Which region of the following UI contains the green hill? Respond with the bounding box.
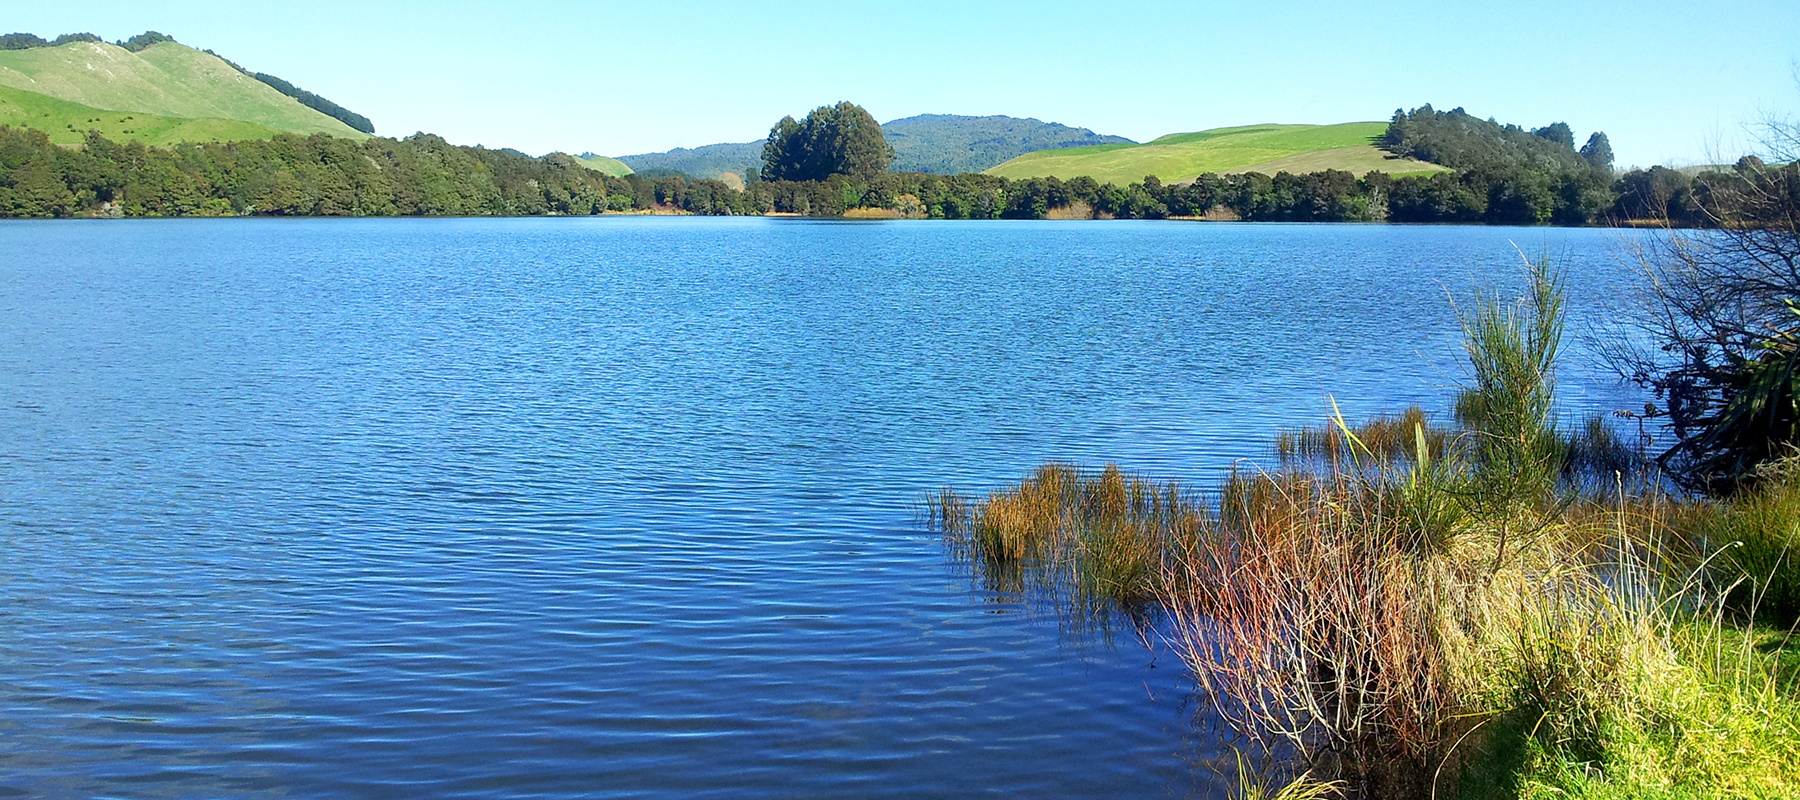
[0,84,282,146]
[0,39,365,139]
[984,122,1446,184]
[570,152,633,176]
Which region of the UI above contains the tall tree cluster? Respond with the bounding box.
[1379,105,1617,224]
[761,102,892,182]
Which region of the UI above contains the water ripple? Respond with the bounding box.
[0,217,1651,798]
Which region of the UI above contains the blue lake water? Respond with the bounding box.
[0,218,1653,798]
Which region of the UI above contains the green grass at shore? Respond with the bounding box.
[0,85,283,146]
[984,122,1446,184]
[0,40,365,139]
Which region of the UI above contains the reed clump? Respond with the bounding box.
[1275,407,1454,467]
[927,255,1800,798]
[930,462,1205,620]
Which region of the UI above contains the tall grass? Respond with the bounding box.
[929,462,1204,626]
[1678,456,1800,628]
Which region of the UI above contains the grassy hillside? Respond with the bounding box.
[570,152,633,176]
[0,84,282,145]
[883,114,1132,174]
[0,40,365,139]
[985,122,1445,184]
[1221,144,1446,176]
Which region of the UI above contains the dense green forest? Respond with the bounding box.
[0,127,637,217]
[1375,105,1617,223]
[762,102,892,182]
[0,32,104,49]
[0,102,1774,225]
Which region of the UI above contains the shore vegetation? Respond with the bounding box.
[929,257,1800,799]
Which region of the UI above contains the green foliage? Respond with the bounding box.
[0,32,103,50]
[1380,105,1618,224]
[1534,122,1576,149]
[1581,132,1614,172]
[0,126,1620,224]
[1612,165,1701,220]
[1383,105,1589,173]
[120,31,175,52]
[1683,461,1800,627]
[1611,151,1800,491]
[0,126,655,218]
[1491,622,1800,800]
[1682,332,1800,491]
[762,101,893,182]
[1460,256,1566,507]
[0,33,50,50]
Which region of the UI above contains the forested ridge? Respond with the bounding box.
[0,104,1775,225]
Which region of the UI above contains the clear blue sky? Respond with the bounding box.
[9,1,1796,167]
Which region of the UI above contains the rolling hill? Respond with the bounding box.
[984,122,1446,184]
[613,114,1136,180]
[0,38,366,140]
[570,152,633,176]
[0,84,283,146]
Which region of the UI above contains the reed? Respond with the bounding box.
[1676,456,1800,628]
[928,462,1205,622]
[1275,407,1454,467]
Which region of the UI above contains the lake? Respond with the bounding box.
[0,218,1652,798]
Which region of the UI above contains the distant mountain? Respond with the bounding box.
[884,114,1132,174]
[0,35,366,142]
[611,114,1134,179]
[617,141,762,181]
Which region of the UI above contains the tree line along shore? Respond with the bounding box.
[0,103,1776,226]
